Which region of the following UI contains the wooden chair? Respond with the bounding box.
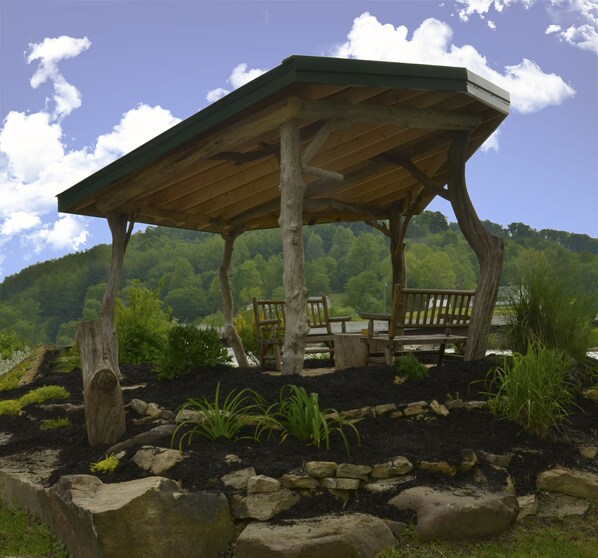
[361,284,475,366]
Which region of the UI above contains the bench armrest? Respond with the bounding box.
[359,313,391,337]
[328,315,352,333]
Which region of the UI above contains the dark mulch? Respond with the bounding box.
[1,349,596,523]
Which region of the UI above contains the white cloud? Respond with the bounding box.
[334,13,575,115]
[0,36,181,268]
[206,63,267,103]
[26,36,91,119]
[488,19,497,29]
[456,0,598,54]
[480,129,501,152]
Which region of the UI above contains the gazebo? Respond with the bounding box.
[58,55,509,387]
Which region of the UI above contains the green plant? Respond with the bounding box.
[267,385,360,455]
[40,417,71,430]
[172,383,265,447]
[485,344,576,437]
[0,354,31,392]
[90,454,120,474]
[506,253,596,360]
[158,324,231,380]
[0,399,22,416]
[54,346,80,373]
[0,329,25,360]
[233,309,260,365]
[115,281,172,365]
[394,353,429,381]
[18,385,69,407]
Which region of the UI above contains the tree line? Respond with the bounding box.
[0,211,596,346]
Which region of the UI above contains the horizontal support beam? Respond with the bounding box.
[296,98,483,131]
[116,205,218,230]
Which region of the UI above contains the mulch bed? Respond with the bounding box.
[1,349,596,523]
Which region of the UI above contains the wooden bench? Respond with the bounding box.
[360,285,475,366]
[252,296,351,370]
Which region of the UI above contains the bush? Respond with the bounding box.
[158,324,231,380]
[233,309,259,365]
[505,253,596,360]
[394,353,429,381]
[115,281,171,365]
[0,329,24,360]
[485,344,576,437]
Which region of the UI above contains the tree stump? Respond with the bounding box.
[76,319,126,446]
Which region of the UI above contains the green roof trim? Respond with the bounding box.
[57,55,510,213]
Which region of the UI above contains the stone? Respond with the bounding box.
[130,398,148,416]
[247,475,280,493]
[445,398,464,410]
[370,456,413,479]
[417,460,457,476]
[579,445,598,460]
[43,475,234,558]
[106,424,176,456]
[383,519,408,537]
[458,450,478,473]
[235,513,395,558]
[408,400,428,408]
[536,492,591,518]
[145,402,163,419]
[231,488,299,520]
[582,388,598,400]
[364,476,416,494]
[341,407,372,420]
[279,473,318,490]
[516,494,538,521]
[132,416,156,426]
[389,410,404,419]
[403,405,428,417]
[221,467,256,490]
[479,451,513,467]
[389,486,519,540]
[160,409,175,421]
[39,403,85,414]
[537,467,598,500]
[224,453,242,465]
[320,477,361,490]
[132,446,183,475]
[336,463,372,481]
[374,403,397,416]
[463,400,487,410]
[305,461,337,478]
[176,409,204,423]
[429,400,449,416]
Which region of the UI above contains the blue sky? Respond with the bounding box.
[0,0,596,279]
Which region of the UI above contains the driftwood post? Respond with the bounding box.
[447,132,504,359]
[279,120,309,375]
[75,213,134,445]
[218,230,250,367]
[388,205,412,288]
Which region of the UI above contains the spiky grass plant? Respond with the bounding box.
[485,343,576,437]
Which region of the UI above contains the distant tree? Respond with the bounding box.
[343,271,384,313]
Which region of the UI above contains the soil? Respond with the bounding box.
[1,350,597,524]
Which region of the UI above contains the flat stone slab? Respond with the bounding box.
[235,513,394,558]
[537,467,598,500]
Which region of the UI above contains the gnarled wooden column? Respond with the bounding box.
[389,205,412,289]
[218,230,250,368]
[447,132,504,360]
[279,120,309,375]
[75,213,133,445]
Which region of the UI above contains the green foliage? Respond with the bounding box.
[0,329,24,359]
[172,383,265,447]
[267,385,360,455]
[394,354,429,381]
[90,454,120,474]
[0,351,32,391]
[233,310,260,365]
[485,344,576,437]
[0,400,22,416]
[158,324,231,380]
[18,385,69,407]
[40,417,71,430]
[505,253,596,360]
[115,281,172,364]
[54,346,80,373]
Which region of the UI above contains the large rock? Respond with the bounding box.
[231,488,299,520]
[42,475,233,558]
[537,467,598,500]
[389,486,519,540]
[132,446,182,475]
[235,513,394,558]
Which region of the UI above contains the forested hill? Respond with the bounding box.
[1,211,596,346]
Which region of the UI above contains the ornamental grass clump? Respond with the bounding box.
[172,383,265,448]
[267,385,360,455]
[485,343,576,438]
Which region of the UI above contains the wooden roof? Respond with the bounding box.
[57,56,510,234]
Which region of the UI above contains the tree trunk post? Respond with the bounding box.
[218,230,250,368]
[279,120,309,375]
[389,205,412,289]
[447,132,504,360]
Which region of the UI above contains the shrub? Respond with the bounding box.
[233,310,260,365]
[485,344,576,437]
[505,253,596,360]
[172,383,264,447]
[0,329,24,360]
[40,418,70,430]
[115,281,171,365]
[158,324,231,380]
[18,385,69,407]
[266,385,360,455]
[394,353,429,381]
[90,455,120,474]
[0,400,22,416]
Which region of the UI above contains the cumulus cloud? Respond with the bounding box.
[456,0,598,54]
[480,129,501,152]
[0,36,181,271]
[333,13,575,115]
[206,63,267,103]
